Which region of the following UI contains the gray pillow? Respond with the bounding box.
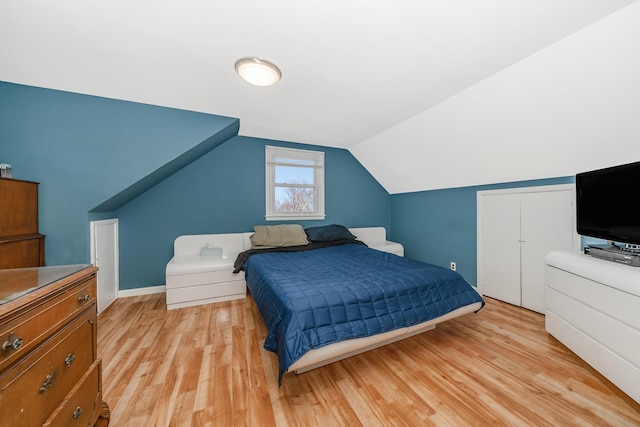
[250,224,309,248]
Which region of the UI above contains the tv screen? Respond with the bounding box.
[576,161,640,245]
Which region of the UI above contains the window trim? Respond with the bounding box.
[265,145,325,221]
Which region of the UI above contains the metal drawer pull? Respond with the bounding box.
[64,353,76,367]
[39,374,54,393]
[78,294,91,303]
[72,406,83,419]
[2,337,24,351]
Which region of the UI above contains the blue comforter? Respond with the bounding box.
[242,243,484,382]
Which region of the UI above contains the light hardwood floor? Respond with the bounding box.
[97,293,640,426]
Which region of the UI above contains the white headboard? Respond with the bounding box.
[173,233,246,258]
[348,227,387,244]
[172,227,389,258]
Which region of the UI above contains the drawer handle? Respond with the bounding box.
[72,406,83,419]
[2,337,24,351]
[78,294,91,303]
[64,353,76,367]
[39,374,54,393]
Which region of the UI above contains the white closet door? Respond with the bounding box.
[520,190,574,313]
[480,193,521,306]
[91,219,119,313]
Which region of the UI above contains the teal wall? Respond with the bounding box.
[0,82,237,266]
[116,136,390,290]
[1,82,390,290]
[389,176,575,286]
[2,81,583,292]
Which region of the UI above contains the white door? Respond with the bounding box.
[91,219,118,313]
[520,190,574,313]
[478,184,577,314]
[479,193,522,306]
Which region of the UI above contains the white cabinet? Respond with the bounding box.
[477,184,577,313]
[165,234,247,310]
[165,257,246,310]
[545,251,640,403]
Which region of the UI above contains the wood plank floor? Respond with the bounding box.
[97,294,640,426]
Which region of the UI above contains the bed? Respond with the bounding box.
[235,225,485,383]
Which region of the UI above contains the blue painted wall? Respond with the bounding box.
[0,82,238,266]
[116,136,391,290]
[389,176,575,286]
[2,81,582,293]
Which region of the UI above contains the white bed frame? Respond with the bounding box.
[288,303,482,373]
[166,227,482,374]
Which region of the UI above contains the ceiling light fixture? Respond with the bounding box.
[234,57,282,87]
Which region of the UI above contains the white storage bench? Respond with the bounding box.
[165,227,403,310]
[165,233,249,310]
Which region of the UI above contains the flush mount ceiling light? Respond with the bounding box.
[234,57,282,87]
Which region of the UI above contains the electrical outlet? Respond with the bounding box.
[450,262,456,271]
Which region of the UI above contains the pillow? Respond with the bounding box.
[304,224,357,242]
[250,224,309,248]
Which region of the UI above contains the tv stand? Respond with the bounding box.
[584,244,640,267]
[545,251,640,403]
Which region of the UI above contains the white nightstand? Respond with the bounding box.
[165,233,248,310]
[165,254,246,310]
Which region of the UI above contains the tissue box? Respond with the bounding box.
[200,246,223,258]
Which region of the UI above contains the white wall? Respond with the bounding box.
[351,2,640,194]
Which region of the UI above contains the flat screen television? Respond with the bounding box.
[576,160,640,245]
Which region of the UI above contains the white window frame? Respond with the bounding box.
[265,145,325,221]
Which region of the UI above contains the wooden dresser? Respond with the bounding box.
[0,177,45,269]
[0,264,109,426]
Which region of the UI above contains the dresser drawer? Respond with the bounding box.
[166,268,243,289]
[0,275,96,372]
[0,308,96,427]
[43,359,102,427]
[0,235,45,269]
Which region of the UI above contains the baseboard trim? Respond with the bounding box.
[118,285,166,298]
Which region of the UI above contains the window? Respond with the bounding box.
[265,145,325,221]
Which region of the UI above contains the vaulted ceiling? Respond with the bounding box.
[2,1,639,193]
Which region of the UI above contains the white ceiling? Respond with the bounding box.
[1,1,636,151]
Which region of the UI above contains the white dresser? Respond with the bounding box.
[545,251,640,403]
